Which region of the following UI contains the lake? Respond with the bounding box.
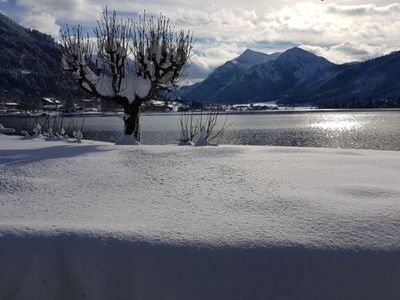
[1,110,399,151]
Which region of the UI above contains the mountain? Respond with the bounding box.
[183,47,400,107]
[185,47,334,103]
[233,49,280,65]
[0,12,85,106]
[185,49,281,103]
[284,51,400,107]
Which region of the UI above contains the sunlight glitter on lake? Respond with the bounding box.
[1,111,399,150]
[310,115,365,131]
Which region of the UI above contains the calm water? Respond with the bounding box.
[1,110,400,151]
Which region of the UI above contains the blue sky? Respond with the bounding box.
[1,0,400,82]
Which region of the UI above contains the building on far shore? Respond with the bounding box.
[0,102,20,112]
[42,97,63,111]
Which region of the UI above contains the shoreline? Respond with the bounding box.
[1,107,400,118]
[1,134,400,153]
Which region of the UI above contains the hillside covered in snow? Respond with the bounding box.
[1,134,400,299]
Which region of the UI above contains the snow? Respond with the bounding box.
[233,49,280,66]
[194,126,216,146]
[62,52,152,103]
[94,73,114,98]
[119,71,152,103]
[85,67,152,104]
[0,123,15,133]
[115,134,140,145]
[277,47,333,82]
[1,135,400,299]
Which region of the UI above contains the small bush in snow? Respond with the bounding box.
[178,109,231,146]
[178,112,199,145]
[73,130,83,142]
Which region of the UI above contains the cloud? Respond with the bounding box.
[153,2,400,77]
[259,2,400,63]
[20,12,60,37]
[167,1,400,78]
[4,0,400,80]
[16,0,102,22]
[188,43,240,81]
[326,3,400,16]
[181,2,400,62]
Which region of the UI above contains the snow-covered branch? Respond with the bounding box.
[60,25,98,95]
[132,13,193,93]
[61,9,192,106]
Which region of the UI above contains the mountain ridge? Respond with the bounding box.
[182,47,400,107]
[233,49,281,66]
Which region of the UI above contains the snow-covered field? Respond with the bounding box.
[1,134,400,299]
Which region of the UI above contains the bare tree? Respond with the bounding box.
[178,111,199,145]
[60,8,193,143]
[201,109,230,143]
[178,108,231,146]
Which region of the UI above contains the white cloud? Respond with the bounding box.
[188,43,240,81]
[16,0,102,22]
[258,2,400,63]
[326,3,400,16]
[6,0,400,79]
[20,12,60,37]
[168,1,400,74]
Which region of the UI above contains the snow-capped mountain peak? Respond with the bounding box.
[233,49,280,66]
[277,47,332,66]
[275,47,334,82]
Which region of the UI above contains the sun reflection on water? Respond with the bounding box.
[310,114,365,132]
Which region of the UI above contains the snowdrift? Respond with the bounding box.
[2,230,400,300]
[1,135,400,299]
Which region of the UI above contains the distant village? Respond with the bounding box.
[0,94,283,116]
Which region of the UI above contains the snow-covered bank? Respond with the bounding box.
[2,232,400,300]
[1,135,400,299]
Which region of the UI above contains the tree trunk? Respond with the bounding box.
[124,103,141,141]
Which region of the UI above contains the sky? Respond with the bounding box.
[1,0,400,82]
